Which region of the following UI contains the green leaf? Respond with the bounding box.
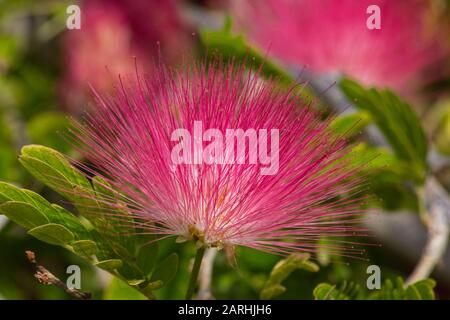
[28,223,75,246]
[117,261,143,280]
[434,100,450,155]
[349,143,418,178]
[200,18,294,85]
[314,281,363,300]
[315,277,436,300]
[92,176,118,201]
[72,240,98,257]
[136,242,159,277]
[150,253,178,288]
[345,143,421,210]
[268,254,319,284]
[91,176,137,256]
[0,182,90,239]
[340,78,428,182]
[405,279,436,300]
[145,280,164,291]
[260,253,319,300]
[94,259,123,271]
[48,204,91,239]
[19,145,91,201]
[0,182,55,211]
[330,111,372,139]
[127,279,146,286]
[260,284,286,300]
[369,277,436,300]
[0,201,49,229]
[70,177,139,270]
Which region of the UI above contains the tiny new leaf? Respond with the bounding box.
[28,223,75,246]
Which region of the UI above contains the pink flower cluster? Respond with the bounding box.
[72,61,366,257]
[61,0,192,113]
[232,0,447,95]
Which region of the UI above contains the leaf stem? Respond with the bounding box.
[185,246,206,300]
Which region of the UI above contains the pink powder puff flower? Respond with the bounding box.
[61,0,192,114]
[231,0,447,96]
[71,61,367,258]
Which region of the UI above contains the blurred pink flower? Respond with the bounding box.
[72,62,366,257]
[61,0,192,113]
[232,0,447,95]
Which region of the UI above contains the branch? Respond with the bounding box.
[406,177,450,285]
[197,248,217,300]
[25,250,91,300]
[294,69,450,173]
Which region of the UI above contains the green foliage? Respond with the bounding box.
[260,253,319,300]
[313,281,365,300]
[350,143,409,175]
[0,145,179,299]
[313,277,436,300]
[330,141,419,210]
[0,201,49,229]
[150,253,179,287]
[368,278,436,300]
[137,241,159,277]
[94,259,123,271]
[200,18,294,85]
[28,223,74,246]
[72,240,98,257]
[19,145,91,201]
[330,111,372,139]
[340,79,428,183]
[0,182,89,238]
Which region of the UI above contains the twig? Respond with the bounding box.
[25,250,91,300]
[406,177,450,285]
[197,248,217,300]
